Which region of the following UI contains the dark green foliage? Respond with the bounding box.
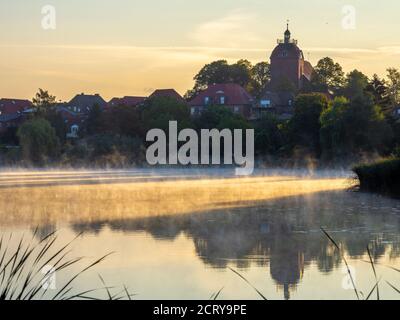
[17,118,60,164]
[254,114,284,156]
[87,134,145,166]
[102,105,142,137]
[353,159,400,197]
[185,59,270,100]
[43,109,67,144]
[86,104,105,135]
[310,57,345,94]
[343,69,369,100]
[366,74,391,110]
[194,105,251,131]
[249,62,271,99]
[289,93,329,156]
[320,96,393,158]
[141,96,192,134]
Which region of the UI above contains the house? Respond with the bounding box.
[0,98,32,115]
[0,113,24,133]
[149,89,186,103]
[0,98,32,133]
[106,96,146,110]
[58,93,106,138]
[254,91,296,120]
[189,83,254,119]
[65,93,107,114]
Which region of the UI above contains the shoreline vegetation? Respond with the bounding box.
[353,158,400,198]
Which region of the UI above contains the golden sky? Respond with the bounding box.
[1,0,400,101]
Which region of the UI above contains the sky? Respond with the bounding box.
[1,0,400,101]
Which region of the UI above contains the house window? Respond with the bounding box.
[220,96,225,105]
[204,97,210,105]
[234,106,240,113]
[191,107,196,115]
[288,100,293,106]
[397,108,400,115]
[260,100,271,108]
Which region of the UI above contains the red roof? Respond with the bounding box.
[0,98,32,115]
[149,89,185,102]
[107,96,146,108]
[189,84,254,106]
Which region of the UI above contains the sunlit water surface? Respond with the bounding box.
[1,168,400,300]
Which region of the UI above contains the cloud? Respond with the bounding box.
[190,9,262,47]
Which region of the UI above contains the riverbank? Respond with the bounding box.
[353,158,400,197]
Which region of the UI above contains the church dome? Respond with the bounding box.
[271,42,303,60]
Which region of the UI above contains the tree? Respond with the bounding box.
[86,104,105,135]
[249,62,271,98]
[320,95,393,158]
[230,59,252,87]
[32,89,57,115]
[17,118,60,164]
[141,96,192,135]
[386,68,400,108]
[194,105,251,132]
[186,59,255,100]
[254,114,283,156]
[289,93,329,156]
[189,60,232,97]
[366,74,390,110]
[44,110,67,144]
[310,57,345,94]
[102,105,142,137]
[343,69,369,100]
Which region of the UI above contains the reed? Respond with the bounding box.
[0,230,133,300]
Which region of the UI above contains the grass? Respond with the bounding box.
[322,227,400,300]
[0,230,134,300]
[353,158,400,197]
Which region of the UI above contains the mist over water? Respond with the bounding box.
[1,168,399,300]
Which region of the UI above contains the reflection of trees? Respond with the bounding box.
[32,224,57,239]
[68,191,400,299]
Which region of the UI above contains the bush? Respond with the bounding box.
[353,158,400,197]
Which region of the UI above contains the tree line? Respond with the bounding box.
[0,57,399,167]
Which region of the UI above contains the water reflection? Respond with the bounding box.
[1,171,400,299]
[62,191,400,299]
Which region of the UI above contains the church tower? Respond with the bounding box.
[270,23,312,91]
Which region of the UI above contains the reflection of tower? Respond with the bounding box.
[270,249,304,300]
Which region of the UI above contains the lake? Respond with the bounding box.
[1,168,399,300]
